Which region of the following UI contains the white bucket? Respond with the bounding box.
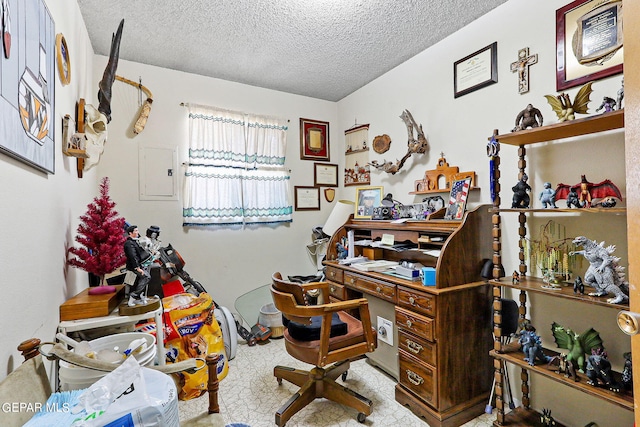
[259,303,284,338]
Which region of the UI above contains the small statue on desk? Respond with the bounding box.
[539,182,558,208]
[511,173,531,208]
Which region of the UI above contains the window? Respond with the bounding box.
[182,104,292,226]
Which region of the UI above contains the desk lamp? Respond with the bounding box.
[306,200,355,274]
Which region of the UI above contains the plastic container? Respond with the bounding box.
[259,303,284,338]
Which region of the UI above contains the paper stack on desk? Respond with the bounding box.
[351,260,398,272]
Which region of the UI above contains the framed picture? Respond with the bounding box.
[354,186,383,219]
[300,118,330,161]
[56,33,71,86]
[314,162,338,187]
[454,42,498,98]
[294,186,320,211]
[444,178,471,220]
[556,0,623,91]
[0,0,56,174]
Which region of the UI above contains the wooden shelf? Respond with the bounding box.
[493,207,625,214]
[490,109,624,146]
[490,276,628,310]
[493,407,567,427]
[345,148,369,155]
[491,350,633,411]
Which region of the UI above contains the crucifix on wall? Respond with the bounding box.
[510,47,538,94]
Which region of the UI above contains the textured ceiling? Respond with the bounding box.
[76,0,508,102]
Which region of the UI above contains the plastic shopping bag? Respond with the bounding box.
[162,292,229,400]
[70,357,179,427]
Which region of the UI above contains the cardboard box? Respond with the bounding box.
[421,267,436,286]
[59,285,125,321]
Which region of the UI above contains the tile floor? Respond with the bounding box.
[179,338,496,427]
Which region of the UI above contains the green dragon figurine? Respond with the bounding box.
[551,322,603,373]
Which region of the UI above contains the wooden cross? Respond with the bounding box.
[510,47,538,94]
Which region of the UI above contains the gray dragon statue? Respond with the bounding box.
[368,109,428,175]
[571,236,628,304]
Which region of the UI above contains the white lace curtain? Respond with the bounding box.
[183,104,291,226]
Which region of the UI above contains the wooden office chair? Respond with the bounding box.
[270,272,377,426]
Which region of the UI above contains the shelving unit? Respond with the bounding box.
[488,109,628,426]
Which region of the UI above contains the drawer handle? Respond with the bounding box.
[406,370,424,386]
[406,339,423,354]
[406,319,412,328]
[330,286,336,293]
[349,278,355,284]
[330,271,336,278]
[376,286,382,293]
[409,296,416,305]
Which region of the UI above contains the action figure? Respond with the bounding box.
[571,236,629,304]
[539,182,557,208]
[565,187,581,208]
[512,270,520,285]
[124,224,152,306]
[586,348,620,392]
[596,96,616,113]
[617,78,624,110]
[519,320,551,366]
[511,173,531,208]
[573,276,584,294]
[622,352,633,390]
[512,104,543,132]
[551,321,603,373]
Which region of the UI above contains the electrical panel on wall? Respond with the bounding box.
[138,146,178,201]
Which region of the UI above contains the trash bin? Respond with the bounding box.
[259,303,284,338]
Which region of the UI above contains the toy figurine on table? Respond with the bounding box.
[586,348,620,392]
[124,224,153,306]
[539,182,557,208]
[511,173,531,208]
[571,236,629,304]
[518,320,551,366]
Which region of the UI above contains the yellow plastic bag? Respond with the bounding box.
[162,292,229,400]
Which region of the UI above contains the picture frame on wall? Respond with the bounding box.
[444,178,471,220]
[354,186,383,219]
[0,0,56,174]
[300,118,330,161]
[313,162,338,187]
[556,0,623,91]
[453,42,498,98]
[294,186,321,211]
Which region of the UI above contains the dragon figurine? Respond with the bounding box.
[368,109,428,175]
[571,236,629,304]
[544,81,593,122]
[555,175,622,208]
[551,322,603,373]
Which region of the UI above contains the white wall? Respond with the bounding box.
[338,0,629,425]
[96,58,338,313]
[0,0,99,377]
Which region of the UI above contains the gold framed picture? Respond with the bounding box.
[56,33,71,86]
[354,186,383,219]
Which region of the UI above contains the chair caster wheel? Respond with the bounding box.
[342,371,348,381]
[357,412,366,423]
[277,377,283,385]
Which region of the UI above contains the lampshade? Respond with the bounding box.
[322,200,355,237]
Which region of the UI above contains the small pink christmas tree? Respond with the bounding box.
[68,177,126,292]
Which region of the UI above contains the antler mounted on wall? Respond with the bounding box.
[74,19,124,178]
[369,109,428,175]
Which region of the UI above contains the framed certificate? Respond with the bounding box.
[314,162,338,187]
[294,186,320,211]
[454,42,498,98]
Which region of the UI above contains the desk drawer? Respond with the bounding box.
[326,266,343,283]
[396,307,434,342]
[398,287,436,317]
[328,281,347,300]
[398,329,436,367]
[399,351,437,407]
[344,272,395,303]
